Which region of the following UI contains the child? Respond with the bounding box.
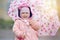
[13,6,38,40]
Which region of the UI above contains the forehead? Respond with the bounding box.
[21,7,29,11]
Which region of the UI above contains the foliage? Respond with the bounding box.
[0,19,14,29]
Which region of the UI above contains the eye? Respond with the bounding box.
[26,12,28,14]
[22,12,25,14]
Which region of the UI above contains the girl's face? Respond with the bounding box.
[20,7,30,19]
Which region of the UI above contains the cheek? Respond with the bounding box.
[24,14,29,17]
[27,13,30,16]
[28,14,30,17]
[20,13,23,17]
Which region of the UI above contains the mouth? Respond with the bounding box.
[23,16,28,18]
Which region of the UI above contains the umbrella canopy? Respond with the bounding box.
[8,0,60,36]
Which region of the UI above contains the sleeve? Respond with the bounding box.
[12,20,24,38]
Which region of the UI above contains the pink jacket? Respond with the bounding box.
[13,19,38,40]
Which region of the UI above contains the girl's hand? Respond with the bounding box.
[16,31,26,39]
[21,32,26,38]
[29,19,40,31]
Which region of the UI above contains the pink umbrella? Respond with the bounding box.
[8,0,60,36]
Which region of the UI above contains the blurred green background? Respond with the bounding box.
[0,0,14,29]
[0,0,15,40]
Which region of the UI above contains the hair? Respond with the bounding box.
[18,7,32,18]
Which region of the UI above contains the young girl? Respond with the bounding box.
[13,6,39,40]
